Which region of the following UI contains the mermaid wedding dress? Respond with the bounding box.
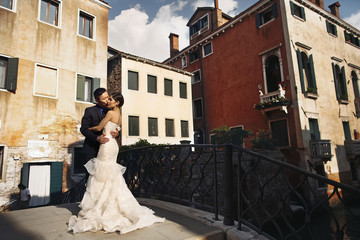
[68,121,164,234]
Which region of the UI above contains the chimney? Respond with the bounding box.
[214,0,219,9]
[329,2,341,18]
[169,33,179,57]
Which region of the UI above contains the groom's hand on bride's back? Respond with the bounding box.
[110,129,119,139]
[97,134,109,144]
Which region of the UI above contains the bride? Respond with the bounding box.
[68,92,165,234]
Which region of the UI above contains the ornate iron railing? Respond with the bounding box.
[48,176,87,205]
[50,144,360,239]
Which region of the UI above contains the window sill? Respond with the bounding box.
[257,18,275,28]
[345,41,360,49]
[305,92,318,99]
[77,34,95,42]
[292,15,306,22]
[339,99,349,105]
[327,33,338,38]
[38,20,61,29]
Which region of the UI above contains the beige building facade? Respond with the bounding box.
[108,48,194,145]
[0,0,110,206]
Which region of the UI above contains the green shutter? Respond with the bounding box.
[334,24,338,36]
[21,163,30,188]
[92,78,100,103]
[332,63,340,101]
[341,66,348,100]
[255,13,261,28]
[296,50,305,93]
[6,58,18,92]
[309,55,317,94]
[300,6,306,20]
[50,162,63,200]
[326,20,330,33]
[76,75,85,101]
[290,1,295,15]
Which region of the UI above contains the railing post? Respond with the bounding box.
[223,144,234,226]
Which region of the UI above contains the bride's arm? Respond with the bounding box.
[89,111,114,132]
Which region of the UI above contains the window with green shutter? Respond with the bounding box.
[326,20,337,36]
[50,162,63,201]
[290,1,306,21]
[332,63,348,102]
[147,75,157,93]
[255,3,278,28]
[296,50,317,95]
[76,74,100,103]
[309,118,320,140]
[0,56,18,93]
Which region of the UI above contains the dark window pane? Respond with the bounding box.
[203,43,212,56]
[0,0,12,9]
[189,51,199,62]
[79,12,93,38]
[343,122,351,141]
[129,116,139,136]
[181,120,189,138]
[270,120,289,146]
[147,75,157,93]
[0,57,7,89]
[128,71,139,90]
[266,55,281,92]
[309,118,320,140]
[40,0,48,22]
[164,78,172,96]
[179,82,187,99]
[148,118,158,136]
[166,119,175,137]
[194,99,203,118]
[192,70,201,83]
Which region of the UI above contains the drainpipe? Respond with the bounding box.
[199,46,209,143]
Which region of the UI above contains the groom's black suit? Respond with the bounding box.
[80,105,107,165]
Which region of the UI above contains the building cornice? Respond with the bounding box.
[90,0,111,10]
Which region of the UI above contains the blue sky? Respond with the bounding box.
[106,0,360,62]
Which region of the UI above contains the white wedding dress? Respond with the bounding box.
[68,121,165,234]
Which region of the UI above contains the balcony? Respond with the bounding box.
[310,140,332,162]
[255,84,288,114]
[345,140,360,159]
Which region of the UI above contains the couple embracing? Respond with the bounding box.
[68,88,164,234]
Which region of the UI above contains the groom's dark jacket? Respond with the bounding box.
[80,105,107,163]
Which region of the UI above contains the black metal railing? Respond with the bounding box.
[48,176,87,205]
[50,144,360,239]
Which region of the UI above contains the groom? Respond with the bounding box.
[80,88,115,173]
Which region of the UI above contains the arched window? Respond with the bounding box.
[265,55,281,93]
[332,63,348,101]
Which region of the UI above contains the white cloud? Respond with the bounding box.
[344,9,360,30]
[108,1,189,62]
[191,0,238,16]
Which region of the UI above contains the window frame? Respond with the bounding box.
[190,13,209,37]
[255,3,278,28]
[296,49,318,95]
[38,0,61,27]
[148,117,158,137]
[189,50,199,63]
[192,70,201,84]
[128,70,139,91]
[179,82,187,99]
[164,78,173,96]
[202,42,213,58]
[0,54,18,93]
[332,63,348,103]
[147,74,157,94]
[180,120,189,138]
[128,115,140,136]
[0,0,16,11]
[326,20,337,37]
[181,56,187,68]
[33,63,59,99]
[269,118,290,147]
[75,73,100,103]
[290,1,306,21]
[193,98,203,119]
[165,118,175,137]
[78,9,96,40]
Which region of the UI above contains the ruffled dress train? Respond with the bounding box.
[68,121,164,234]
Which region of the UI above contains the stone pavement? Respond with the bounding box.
[0,198,267,240]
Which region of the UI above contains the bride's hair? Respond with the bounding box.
[112,92,124,107]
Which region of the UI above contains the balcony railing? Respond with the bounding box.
[345,140,360,158]
[310,140,332,160]
[255,84,288,113]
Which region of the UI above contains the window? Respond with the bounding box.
[79,10,94,39]
[190,14,208,36]
[0,146,4,179]
[192,70,201,84]
[326,20,337,36]
[343,122,351,141]
[296,50,317,94]
[309,118,320,140]
[128,71,138,90]
[73,147,86,174]
[0,56,18,92]
[203,42,213,57]
[189,50,199,63]
[332,63,348,102]
[265,55,282,93]
[270,119,289,147]
[148,117,158,136]
[40,0,60,26]
[179,82,187,99]
[34,64,58,98]
[147,75,157,93]
[182,56,187,68]
[181,120,189,138]
[76,74,100,103]
[164,78,172,96]
[165,119,175,137]
[352,71,360,117]
[193,99,203,118]
[0,0,14,10]
[290,1,306,20]
[344,31,360,47]
[255,3,278,28]
[129,116,139,136]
